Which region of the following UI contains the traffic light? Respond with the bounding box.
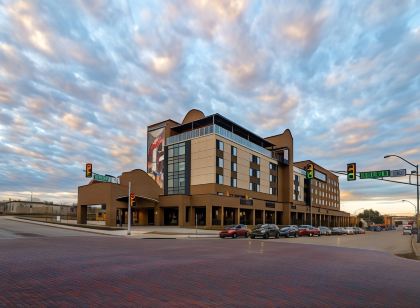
[306,163,314,179]
[85,163,92,178]
[130,192,135,207]
[347,163,356,181]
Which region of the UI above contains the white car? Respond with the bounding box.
[402,225,412,235]
[343,227,355,235]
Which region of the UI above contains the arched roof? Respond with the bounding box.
[182,109,205,124]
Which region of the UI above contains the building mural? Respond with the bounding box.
[147,127,165,188]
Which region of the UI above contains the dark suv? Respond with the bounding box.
[250,224,280,239]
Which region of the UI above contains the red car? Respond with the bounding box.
[298,225,320,237]
[219,224,249,238]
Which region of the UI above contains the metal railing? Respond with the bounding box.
[167,124,273,158]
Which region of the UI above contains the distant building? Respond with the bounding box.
[0,200,76,216]
[383,215,415,227]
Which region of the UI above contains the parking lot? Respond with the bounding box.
[221,229,412,255]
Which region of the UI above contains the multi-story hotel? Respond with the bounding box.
[77,109,350,228]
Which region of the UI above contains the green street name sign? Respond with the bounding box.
[360,170,390,179]
[93,173,117,183]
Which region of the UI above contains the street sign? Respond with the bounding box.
[93,173,117,183]
[360,170,391,179]
[390,169,406,177]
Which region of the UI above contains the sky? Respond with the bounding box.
[0,0,419,215]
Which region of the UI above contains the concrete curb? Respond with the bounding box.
[411,235,420,257]
[6,217,220,239]
[6,217,125,236]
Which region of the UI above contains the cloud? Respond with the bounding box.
[0,0,418,210]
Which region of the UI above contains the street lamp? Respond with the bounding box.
[385,155,419,242]
[402,199,416,214]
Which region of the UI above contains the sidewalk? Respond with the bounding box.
[411,235,420,258]
[7,217,219,239]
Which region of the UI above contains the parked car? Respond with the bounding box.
[403,225,412,235]
[343,227,355,235]
[354,227,365,234]
[279,226,299,238]
[219,224,249,238]
[319,226,332,236]
[277,224,298,230]
[331,227,345,235]
[298,225,320,237]
[250,224,280,239]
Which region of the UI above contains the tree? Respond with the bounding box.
[357,209,384,224]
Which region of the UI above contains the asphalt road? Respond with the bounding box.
[0,217,97,239]
[1,219,420,307]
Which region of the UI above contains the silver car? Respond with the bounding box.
[343,227,355,235]
[319,226,332,236]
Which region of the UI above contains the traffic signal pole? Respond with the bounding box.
[416,164,419,243]
[309,179,312,226]
[128,181,131,236]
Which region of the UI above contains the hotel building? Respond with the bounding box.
[77,109,349,228]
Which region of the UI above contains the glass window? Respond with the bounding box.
[217,157,224,168]
[256,170,260,178]
[216,140,224,151]
[249,182,253,190]
[168,148,173,157]
[231,162,237,172]
[168,179,173,188]
[216,174,224,184]
[179,162,185,171]
[179,145,185,155]
[249,168,253,176]
[168,164,173,173]
[231,146,237,156]
[231,178,237,187]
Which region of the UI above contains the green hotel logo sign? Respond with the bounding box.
[360,170,390,179]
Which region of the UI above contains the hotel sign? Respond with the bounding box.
[240,198,253,206]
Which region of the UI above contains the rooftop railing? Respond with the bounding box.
[166,124,273,158]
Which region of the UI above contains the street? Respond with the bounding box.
[0,218,419,307]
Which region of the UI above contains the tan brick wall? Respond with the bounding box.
[191,134,216,186]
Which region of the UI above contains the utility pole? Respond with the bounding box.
[384,155,419,243]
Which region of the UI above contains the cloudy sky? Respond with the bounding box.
[0,0,419,214]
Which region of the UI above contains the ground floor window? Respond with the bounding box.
[194,207,206,226]
[265,211,275,224]
[224,208,236,225]
[164,208,179,226]
[240,209,252,225]
[255,210,263,225]
[212,207,221,225]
